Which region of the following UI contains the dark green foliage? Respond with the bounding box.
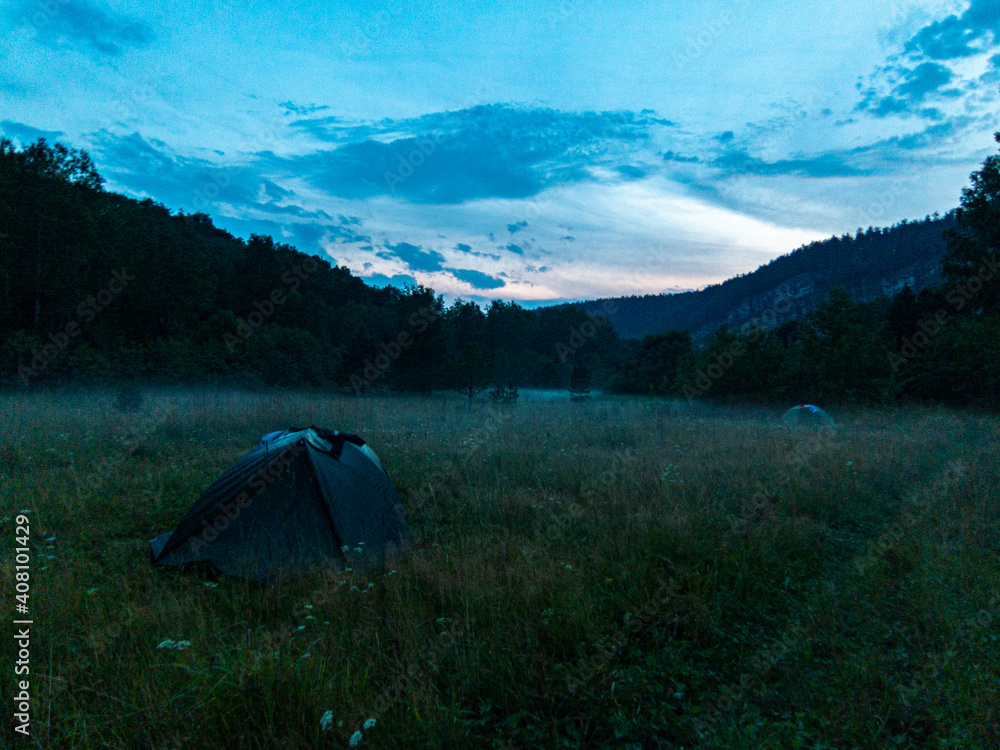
[606,329,693,394]
[886,284,920,341]
[943,131,1000,314]
[568,357,591,398]
[452,344,492,404]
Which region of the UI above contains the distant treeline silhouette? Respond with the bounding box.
[1,136,997,407]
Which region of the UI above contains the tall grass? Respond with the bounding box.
[1,390,997,748]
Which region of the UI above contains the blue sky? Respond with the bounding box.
[3,0,999,304]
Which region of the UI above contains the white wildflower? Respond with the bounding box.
[363,718,376,729]
[319,710,334,731]
[157,639,191,650]
[349,730,364,746]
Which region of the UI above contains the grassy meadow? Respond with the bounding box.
[1,389,998,749]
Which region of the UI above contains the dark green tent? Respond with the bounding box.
[150,428,407,579]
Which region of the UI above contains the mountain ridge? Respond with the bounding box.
[558,213,956,343]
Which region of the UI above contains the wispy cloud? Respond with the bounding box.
[380,242,447,273]
[855,1,1000,121]
[712,150,864,178]
[86,130,367,254]
[266,105,673,204]
[904,0,1000,60]
[895,62,957,100]
[12,0,155,57]
[982,51,1000,81]
[447,267,506,290]
[856,60,960,119]
[1,119,64,144]
[279,101,330,116]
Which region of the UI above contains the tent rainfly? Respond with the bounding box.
[780,404,835,427]
[150,427,407,579]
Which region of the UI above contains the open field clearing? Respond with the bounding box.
[2,390,998,749]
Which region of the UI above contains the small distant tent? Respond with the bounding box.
[780,404,835,427]
[150,428,407,579]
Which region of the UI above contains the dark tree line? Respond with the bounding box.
[0,138,622,393]
[1,135,996,408]
[606,135,1000,409]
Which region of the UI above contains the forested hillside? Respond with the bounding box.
[0,138,622,392]
[568,213,955,343]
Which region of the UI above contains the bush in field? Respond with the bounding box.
[488,383,519,405]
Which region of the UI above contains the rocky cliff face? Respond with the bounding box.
[687,256,944,345]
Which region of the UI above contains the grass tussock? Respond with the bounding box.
[1,389,998,749]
